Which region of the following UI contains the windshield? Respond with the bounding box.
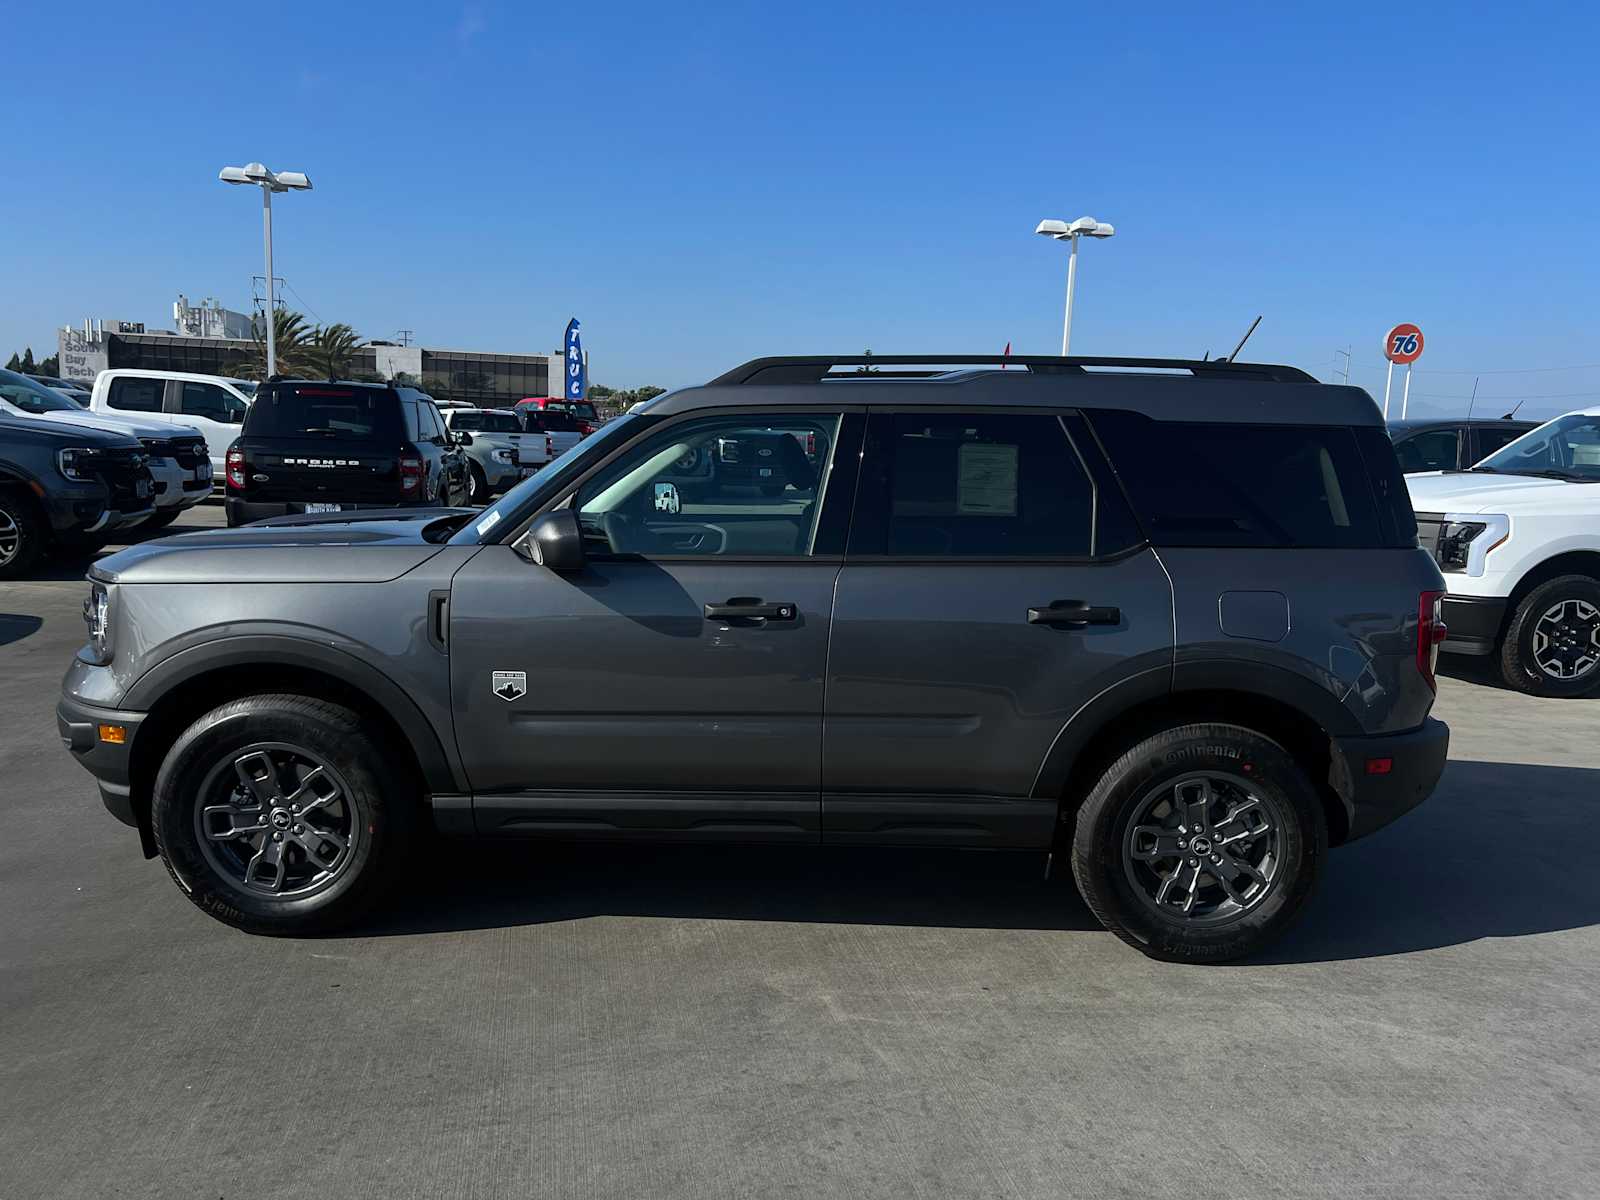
[452,412,650,545]
[246,384,403,440]
[0,367,80,413]
[233,380,258,399]
[1475,413,1600,481]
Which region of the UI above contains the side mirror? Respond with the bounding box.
[228,407,245,424]
[515,508,586,572]
[453,430,472,446]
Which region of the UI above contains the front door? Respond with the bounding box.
[822,408,1175,847]
[448,408,860,840]
[167,379,248,476]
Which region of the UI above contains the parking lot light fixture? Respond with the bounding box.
[1035,216,1115,356]
[219,163,313,379]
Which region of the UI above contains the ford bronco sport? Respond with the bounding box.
[57,356,1449,962]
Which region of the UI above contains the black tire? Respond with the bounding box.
[1498,574,1600,697]
[0,486,46,580]
[468,463,489,505]
[1069,723,1327,963]
[152,694,416,934]
[142,509,182,530]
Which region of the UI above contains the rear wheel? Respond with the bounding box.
[0,487,45,579]
[1499,574,1600,697]
[152,694,415,934]
[1070,724,1326,963]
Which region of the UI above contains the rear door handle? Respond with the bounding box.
[1028,600,1121,627]
[704,598,798,621]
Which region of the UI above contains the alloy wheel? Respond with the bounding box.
[0,506,19,566]
[1532,599,1600,681]
[194,743,359,899]
[1122,772,1285,925]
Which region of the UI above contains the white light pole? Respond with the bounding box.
[219,163,313,378]
[1035,216,1115,356]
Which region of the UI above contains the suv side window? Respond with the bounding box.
[422,402,448,443]
[1393,427,1460,472]
[850,411,1121,557]
[179,381,244,422]
[1091,411,1387,549]
[107,377,165,412]
[575,413,841,558]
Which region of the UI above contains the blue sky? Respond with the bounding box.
[4,1,1597,415]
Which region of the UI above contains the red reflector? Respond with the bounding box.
[1365,757,1393,776]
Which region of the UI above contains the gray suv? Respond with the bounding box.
[57,356,1450,962]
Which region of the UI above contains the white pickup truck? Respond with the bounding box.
[87,369,253,479]
[1407,404,1600,697]
[439,408,553,503]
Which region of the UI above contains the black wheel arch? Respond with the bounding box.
[122,637,464,856]
[1032,660,1359,847]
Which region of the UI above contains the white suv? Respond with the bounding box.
[1407,405,1600,696]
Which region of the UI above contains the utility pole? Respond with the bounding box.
[1334,346,1352,384]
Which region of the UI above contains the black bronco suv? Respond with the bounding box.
[224,380,470,526]
[59,356,1449,962]
[0,413,155,578]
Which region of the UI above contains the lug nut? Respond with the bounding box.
[1177,840,1188,850]
[1188,857,1200,867]
[292,824,303,834]
[272,831,284,842]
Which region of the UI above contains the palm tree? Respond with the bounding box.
[244,309,314,377]
[308,323,365,380]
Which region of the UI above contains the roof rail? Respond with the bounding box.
[706,355,1318,387]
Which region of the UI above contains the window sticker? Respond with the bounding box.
[957,443,1019,515]
[475,510,502,537]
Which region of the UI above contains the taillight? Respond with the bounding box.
[399,456,424,492]
[1418,590,1447,692]
[226,448,245,489]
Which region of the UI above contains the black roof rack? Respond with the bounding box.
[707,355,1318,387]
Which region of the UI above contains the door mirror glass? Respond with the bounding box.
[516,508,586,572]
[653,481,681,514]
[454,430,472,446]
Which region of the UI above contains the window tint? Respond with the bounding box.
[1090,411,1388,549]
[1473,425,1528,458]
[179,381,243,421]
[448,411,483,431]
[419,403,444,441]
[107,376,165,412]
[850,412,1099,557]
[575,413,840,558]
[245,385,402,440]
[1392,427,1460,472]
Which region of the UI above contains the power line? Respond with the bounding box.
[281,280,323,325]
[1351,359,1600,376]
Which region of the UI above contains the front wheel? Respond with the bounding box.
[0,488,45,579]
[152,694,415,934]
[1498,575,1600,697]
[1070,724,1326,963]
[467,463,489,505]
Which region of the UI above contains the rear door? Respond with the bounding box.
[448,407,860,840]
[243,384,404,505]
[822,408,1174,847]
[167,379,249,475]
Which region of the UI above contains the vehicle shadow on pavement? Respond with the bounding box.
[366,758,1600,960]
[1265,758,1600,963]
[0,614,44,646]
[369,841,1102,937]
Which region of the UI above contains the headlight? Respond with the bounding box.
[82,582,114,664]
[1438,512,1509,575]
[57,447,101,481]
[492,448,514,463]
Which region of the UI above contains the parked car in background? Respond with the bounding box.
[515,395,602,436]
[28,375,93,406]
[0,368,210,528]
[88,369,254,478]
[1408,406,1600,697]
[224,380,470,526]
[1387,416,1538,473]
[515,405,584,459]
[0,412,154,577]
[440,407,552,503]
[59,353,1448,965]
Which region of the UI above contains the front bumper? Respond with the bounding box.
[1440,595,1507,656]
[1330,717,1450,843]
[56,692,152,853]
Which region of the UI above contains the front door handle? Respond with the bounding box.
[1028,600,1121,627]
[704,598,798,622]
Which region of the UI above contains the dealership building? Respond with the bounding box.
[56,295,580,407]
